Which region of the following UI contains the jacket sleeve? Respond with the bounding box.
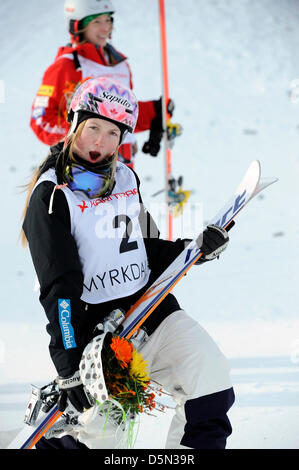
[134,100,157,133]
[23,181,89,377]
[30,57,82,146]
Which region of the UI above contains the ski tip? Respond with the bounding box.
[246,160,261,177]
[249,161,279,191]
[264,176,279,184]
[251,160,261,173]
[252,176,278,198]
[251,160,279,186]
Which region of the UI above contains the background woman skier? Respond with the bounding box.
[30,0,175,168]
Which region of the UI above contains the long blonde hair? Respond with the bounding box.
[20,120,118,247]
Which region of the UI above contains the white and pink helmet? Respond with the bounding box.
[67,77,139,136]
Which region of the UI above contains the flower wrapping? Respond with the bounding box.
[80,333,109,404]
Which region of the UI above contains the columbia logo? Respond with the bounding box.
[58,299,76,350]
[60,300,69,309]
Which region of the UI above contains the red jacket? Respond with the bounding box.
[30,42,156,147]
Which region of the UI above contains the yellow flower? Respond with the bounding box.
[129,349,150,385]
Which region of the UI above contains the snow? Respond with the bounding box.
[1,0,299,450]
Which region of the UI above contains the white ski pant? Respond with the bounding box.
[76,310,233,449]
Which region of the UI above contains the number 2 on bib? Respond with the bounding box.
[113,215,138,253]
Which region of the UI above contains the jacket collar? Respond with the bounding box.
[55,42,127,66]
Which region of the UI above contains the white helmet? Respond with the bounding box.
[64,0,115,42]
[64,0,115,22]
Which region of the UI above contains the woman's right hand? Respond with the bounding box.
[57,370,92,413]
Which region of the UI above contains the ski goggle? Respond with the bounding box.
[64,163,112,199]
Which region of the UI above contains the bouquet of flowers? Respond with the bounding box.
[80,332,163,428]
[101,334,156,420]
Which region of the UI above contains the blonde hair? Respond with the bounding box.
[19,153,50,248]
[20,120,118,247]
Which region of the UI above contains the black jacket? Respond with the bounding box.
[23,144,188,377]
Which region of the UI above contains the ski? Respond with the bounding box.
[121,160,277,339]
[9,160,277,449]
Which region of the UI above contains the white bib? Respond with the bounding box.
[33,163,150,304]
[58,53,131,88]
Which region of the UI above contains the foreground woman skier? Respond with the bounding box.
[22,76,234,449]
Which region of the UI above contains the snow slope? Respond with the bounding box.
[0,0,299,449]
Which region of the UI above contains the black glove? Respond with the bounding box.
[57,370,92,413]
[152,96,174,119]
[196,221,235,263]
[142,97,174,157]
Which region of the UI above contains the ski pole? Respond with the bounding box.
[158,0,173,240]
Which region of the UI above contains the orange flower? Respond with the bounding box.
[145,392,156,411]
[110,336,133,369]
